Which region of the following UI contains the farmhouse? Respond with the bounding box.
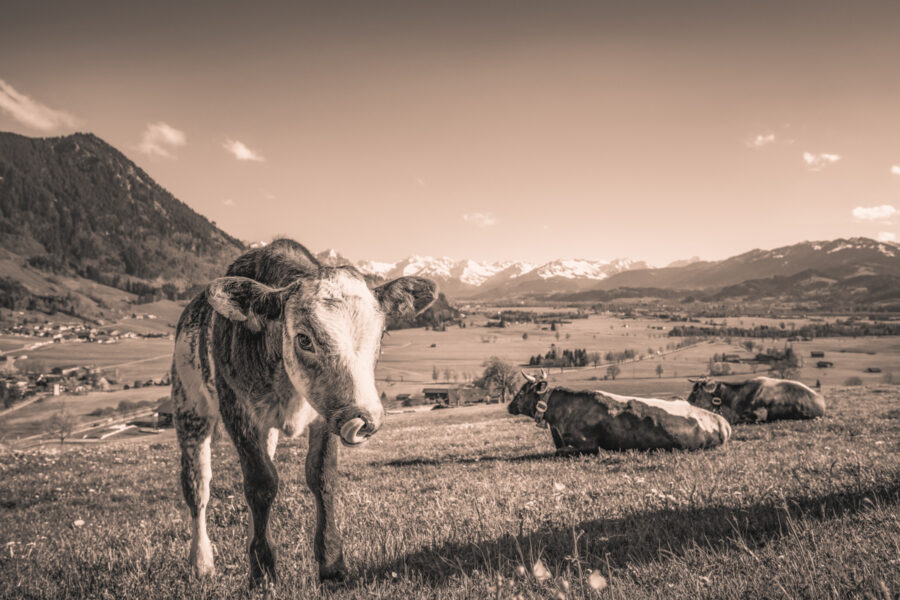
[423,387,451,402]
[811,351,825,358]
[865,367,882,373]
[816,361,834,368]
[721,354,741,363]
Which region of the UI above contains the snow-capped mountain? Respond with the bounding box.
[313,237,899,301]
[349,255,650,297]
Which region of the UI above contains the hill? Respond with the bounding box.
[0,131,244,292]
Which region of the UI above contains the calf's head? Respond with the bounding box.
[687,377,722,411]
[207,268,436,445]
[508,369,549,417]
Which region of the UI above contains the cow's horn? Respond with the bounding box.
[522,370,537,383]
[340,418,369,446]
[540,368,548,379]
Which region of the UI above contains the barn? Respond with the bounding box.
[156,397,174,428]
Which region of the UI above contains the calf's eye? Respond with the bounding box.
[296,333,315,353]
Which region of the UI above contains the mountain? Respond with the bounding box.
[346,238,899,305]
[594,238,900,290]
[352,255,647,298]
[0,131,244,290]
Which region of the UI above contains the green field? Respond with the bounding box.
[1,385,898,599]
[4,312,900,445]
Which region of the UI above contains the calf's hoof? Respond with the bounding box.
[319,558,349,583]
[189,543,215,577]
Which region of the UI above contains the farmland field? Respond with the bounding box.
[1,385,898,599]
[4,311,900,444]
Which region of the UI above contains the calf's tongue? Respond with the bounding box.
[340,418,368,446]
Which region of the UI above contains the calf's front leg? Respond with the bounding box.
[305,418,347,581]
[220,398,279,590]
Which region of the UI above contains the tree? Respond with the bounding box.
[588,352,601,368]
[655,363,664,378]
[771,360,799,379]
[432,365,439,382]
[476,357,519,403]
[742,340,755,353]
[606,364,621,380]
[48,404,76,446]
[522,332,528,341]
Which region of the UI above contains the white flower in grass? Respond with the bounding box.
[73,519,85,527]
[553,482,566,492]
[588,570,608,591]
[532,558,552,582]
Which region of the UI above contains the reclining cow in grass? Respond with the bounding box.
[508,370,731,453]
[172,239,436,589]
[687,376,826,424]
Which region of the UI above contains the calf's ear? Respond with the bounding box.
[206,276,283,332]
[374,277,438,317]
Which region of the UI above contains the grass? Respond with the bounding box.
[1,385,899,599]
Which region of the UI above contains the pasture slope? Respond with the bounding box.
[1,385,899,599]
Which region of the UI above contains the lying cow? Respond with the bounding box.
[508,371,731,453]
[687,376,826,424]
[172,239,435,588]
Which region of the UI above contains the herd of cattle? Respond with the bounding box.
[509,369,826,453]
[170,239,828,589]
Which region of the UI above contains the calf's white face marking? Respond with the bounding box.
[280,271,386,436]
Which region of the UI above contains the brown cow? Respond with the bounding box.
[687,376,826,424]
[508,371,731,453]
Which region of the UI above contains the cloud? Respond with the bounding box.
[462,212,497,228]
[0,79,79,131]
[803,152,841,171]
[852,204,897,222]
[877,232,896,243]
[747,133,776,148]
[138,122,186,158]
[222,198,235,206]
[891,165,900,175]
[223,139,264,161]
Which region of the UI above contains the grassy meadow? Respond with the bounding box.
[1,385,899,599]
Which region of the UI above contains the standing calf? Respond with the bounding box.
[172,239,435,588]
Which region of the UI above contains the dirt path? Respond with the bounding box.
[100,353,172,371]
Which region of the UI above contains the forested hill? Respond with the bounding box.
[0,131,244,291]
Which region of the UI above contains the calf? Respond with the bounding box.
[508,371,731,453]
[687,376,826,424]
[172,239,435,588]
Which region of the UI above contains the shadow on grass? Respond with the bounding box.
[379,449,705,469]
[379,452,561,467]
[362,478,900,587]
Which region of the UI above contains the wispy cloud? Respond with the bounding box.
[138,122,186,158]
[877,232,896,243]
[803,152,841,171]
[462,212,497,228]
[223,139,264,161]
[222,198,235,206]
[746,133,776,148]
[852,204,896,222]
[0,79,79,131]
[891,165,900,175]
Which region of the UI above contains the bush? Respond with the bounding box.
[844,376,864,386]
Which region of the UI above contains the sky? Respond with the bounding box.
[2,0,900,266]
